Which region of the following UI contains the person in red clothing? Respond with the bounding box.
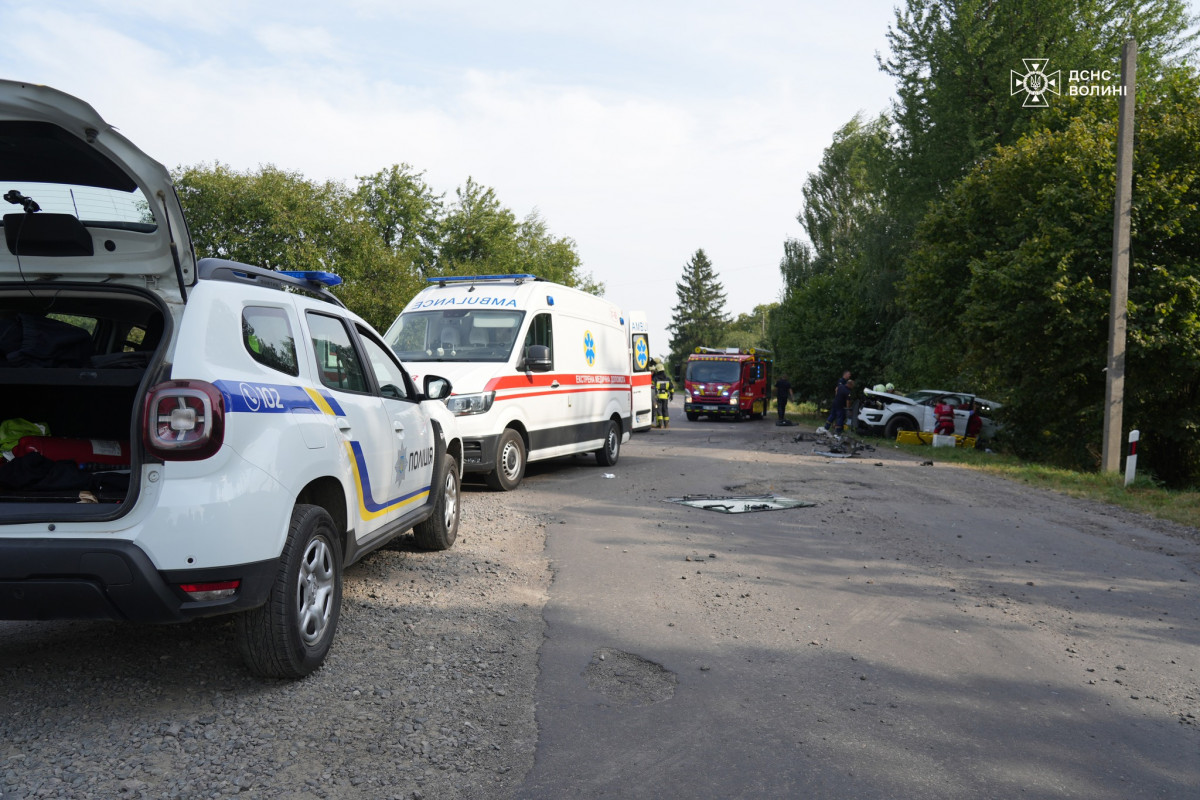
[965,402,984,441]
[933,397,957,434]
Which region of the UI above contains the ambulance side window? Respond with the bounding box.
[307,312,368,394]
[243,306,299,377]
[524,313,553,369]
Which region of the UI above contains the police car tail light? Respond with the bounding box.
[178,579,240,601]
[446,391,495,416]
[144,381,225,461]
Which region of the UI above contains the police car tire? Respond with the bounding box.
[236,504,343,679]
[485,429,526,491]
[413,454,460,551]
[595,419,620,467]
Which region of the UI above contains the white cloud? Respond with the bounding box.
[2,0,902,352]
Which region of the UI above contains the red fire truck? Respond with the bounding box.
[682,347,773,421]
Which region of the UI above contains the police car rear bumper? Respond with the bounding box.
[0,539,278,623]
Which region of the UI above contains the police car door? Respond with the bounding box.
[354,325,435,526]
[305,311,401,541]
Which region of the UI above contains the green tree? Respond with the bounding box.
[882,0,1196,233]
[667,249,728,365]
[904,71,1200,485]
[515,211,604,293]
[174,162,420,331]
[720,304,776,352]
[435,178,598,292]
[354,163,444,278]
[436,177,521,275]
[771,115,901,403]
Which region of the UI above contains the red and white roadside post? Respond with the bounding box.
[1124,429,1140,487]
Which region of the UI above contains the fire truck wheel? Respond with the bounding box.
[686,411,699,422]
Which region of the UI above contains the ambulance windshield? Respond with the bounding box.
[386,309,526,362]
[686,360,741,384]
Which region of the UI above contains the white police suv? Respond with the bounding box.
[0,81,462,678]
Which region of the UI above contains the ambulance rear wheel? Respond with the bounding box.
[595,419,621,466]
[486,429,526,491]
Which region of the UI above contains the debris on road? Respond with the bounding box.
[805,432,875,459]
[666,494,816,513]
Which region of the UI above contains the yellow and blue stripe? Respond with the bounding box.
[217,380,432,522]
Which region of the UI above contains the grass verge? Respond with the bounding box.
[780,409,1199,530]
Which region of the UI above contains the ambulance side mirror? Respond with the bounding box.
[523,344,552,372]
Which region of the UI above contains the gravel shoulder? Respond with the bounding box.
[0,485,550,800]
[3,420,1198,799]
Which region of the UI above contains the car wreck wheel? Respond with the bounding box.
[885,415,918,440]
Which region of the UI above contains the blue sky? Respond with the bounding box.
[4,1,1161,356]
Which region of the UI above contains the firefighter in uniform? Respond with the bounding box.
[651,360,672,429]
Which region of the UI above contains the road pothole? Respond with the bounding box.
[584,648,677,705]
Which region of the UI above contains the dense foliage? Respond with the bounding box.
[174,163,598,333]
[769,0,1200,486]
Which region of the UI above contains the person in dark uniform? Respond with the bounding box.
[822,370,852,433]
[774,374,794,423]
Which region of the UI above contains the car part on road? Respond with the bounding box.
[665,494,816,513]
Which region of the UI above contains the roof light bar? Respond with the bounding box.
[427,274,540,286]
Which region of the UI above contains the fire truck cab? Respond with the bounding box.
[682,347,773,421]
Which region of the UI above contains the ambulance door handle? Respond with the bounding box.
[550,380,560,388]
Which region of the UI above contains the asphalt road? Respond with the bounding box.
[510,404,1200,799]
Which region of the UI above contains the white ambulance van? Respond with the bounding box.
[385,275,635,490]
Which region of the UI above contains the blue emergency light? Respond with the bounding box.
[280,270,343,287]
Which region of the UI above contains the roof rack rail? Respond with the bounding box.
[196,258,346,307]
[426,273,541,287]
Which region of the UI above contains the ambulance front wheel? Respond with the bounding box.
[486,429,526,491]
[596,419,621,467]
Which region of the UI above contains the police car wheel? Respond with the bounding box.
[236,504,343,679]
[414,454,460,551]
[486,429,526,491]
[596,419,620,466]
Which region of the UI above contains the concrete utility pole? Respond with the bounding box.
[1102,38,1136,474]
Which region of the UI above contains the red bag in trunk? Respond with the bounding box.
[12,436,130,467]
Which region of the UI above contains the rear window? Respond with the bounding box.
[243,307,298,377]
[0,121,154,232]
[0,181,154,231]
